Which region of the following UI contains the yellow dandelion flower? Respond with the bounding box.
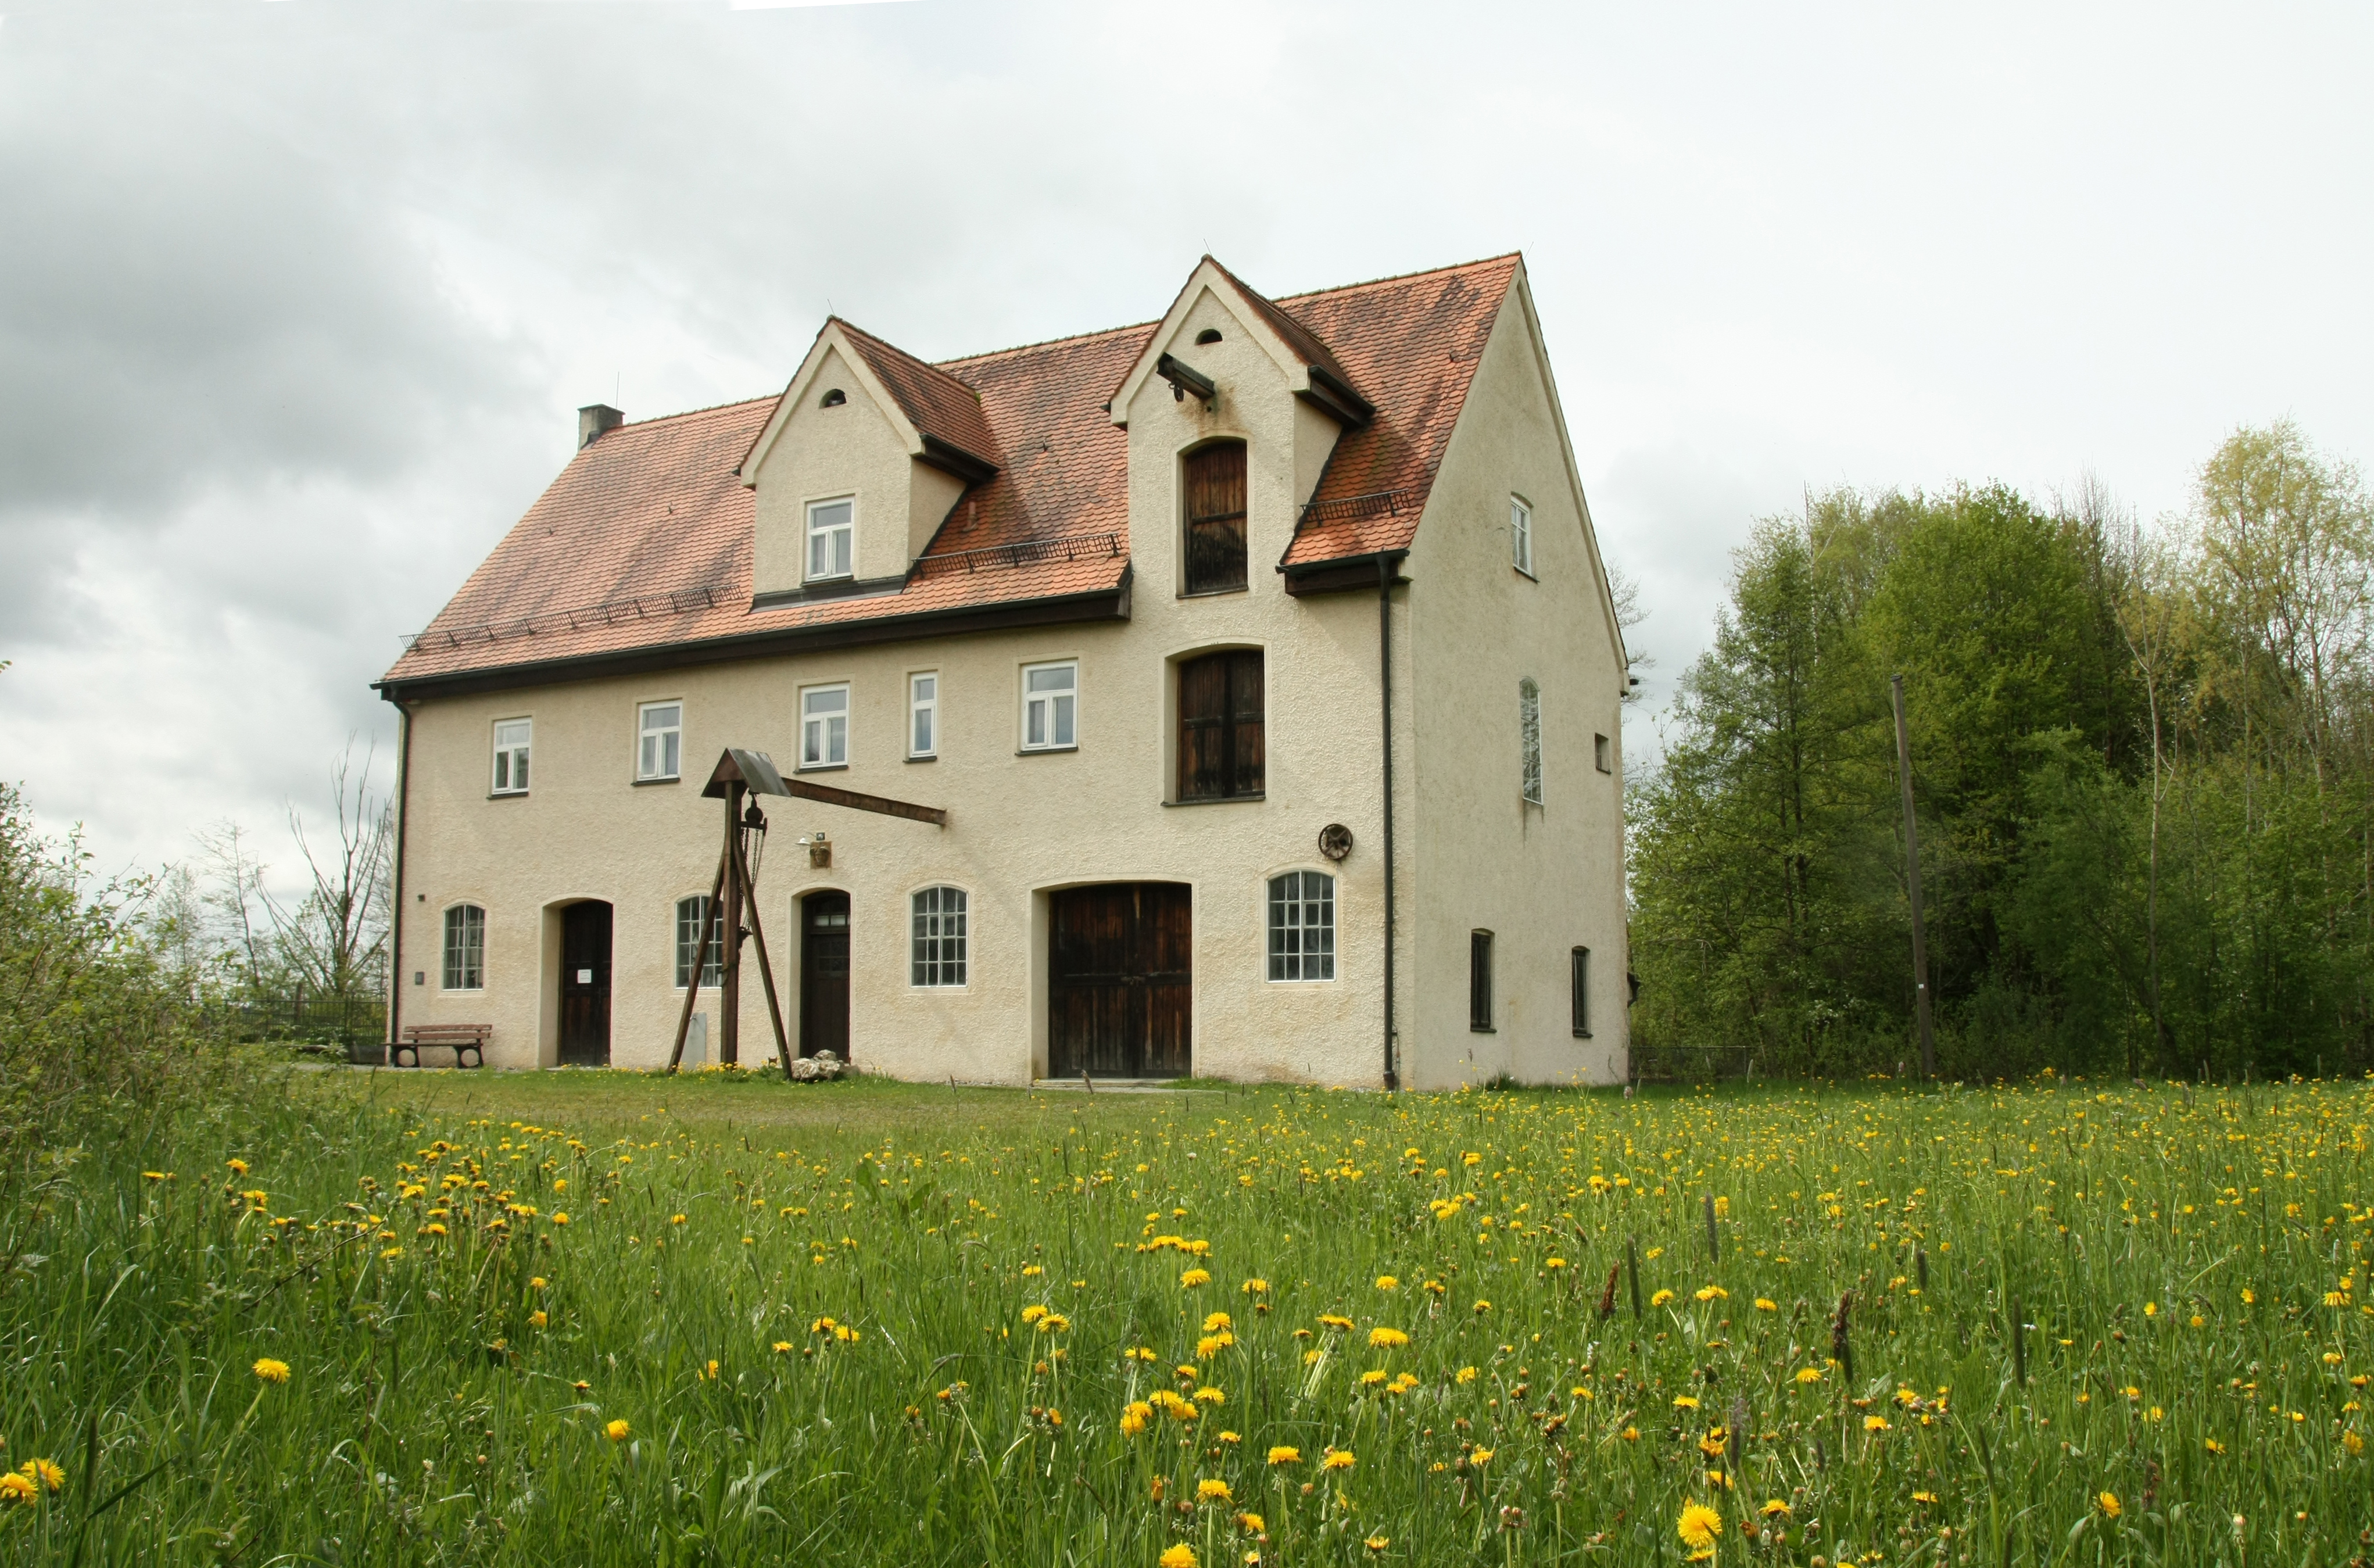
[1267,1445,1301,1465]
[2205,1438,2226,1454]
[253,1358,291,1384]
[1364,1537,1390,1553]
[1864,1415,1890,1432]
[1375,1275,1399,1291]
[1368,1326,1409,1349]
[1760,1498,1792,1517]
[1677,1500,1723,1551]
[1456,1365,1480,1384]
[1754,1299,1778,1313]
[1159,1546,1198,1568]
[1322,1447,1355,1470]
[0,1473,36,1506]
[1198,1478,1232,1503]
[1471,1299,1492,1314]
[1204,1311,1233,1332]
[2346,1431,2366,1456]
[529,1310,549,1329]
[1673,1394,1700,1410]
[2099,1491,2121,1519]
[1913,1490,1939,1503]
[1181,1268,1212,1288]
[18,1459,63,1494]
[1194,1387,1225,1405]
[1620,1426,1641,1442]
[606,1419,631,1441]
[772,1340,794,1354]
[1236,1509,1264,1532]
[226,1158,249,1176]
[1651,1290,1676,1307]
[1470,1447,1494,1465]
[1795,1367,1824,1384]
[1241,1278,1269,1295]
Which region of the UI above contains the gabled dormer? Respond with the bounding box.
[739,320,1000,603]
[1107,258,1373,600]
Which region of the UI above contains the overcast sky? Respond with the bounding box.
[3,1,2369,890]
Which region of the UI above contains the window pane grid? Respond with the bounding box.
[1022,664,1076,750]
[675,896,723,989]
[1267,871,1335,981]
[802,686,849,768]
[639,703,682,780]
[910,674,937,757]
[911,887,968,986]
[807,499,853,581]
[492,720,531,794]
[442,905,485,990]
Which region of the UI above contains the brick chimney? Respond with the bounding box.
[578,404,624,449]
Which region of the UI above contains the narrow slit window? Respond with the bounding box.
[1267,871,1335,981]
[675,896,723,989]
[638,702,682,781]
[1520,678,1542,805]
[1021,662,1076,750]
[442,904,485,990]
[1511,495,1534,575]
[909,673,938,758]
[801,684,849,769]
[806,497,854,581]
[1183,441,1248,594]
[911,886,968,986]
[1571,946,1592,1037]
[1469,930,1494,1032]
[1595,732,1613,774]
[491,719,531,795]
[1177,650,1265,801]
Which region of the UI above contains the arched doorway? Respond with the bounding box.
[558,901,612,1066]
[800,890,850,1059]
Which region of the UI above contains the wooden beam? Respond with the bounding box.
[780,776,947,826]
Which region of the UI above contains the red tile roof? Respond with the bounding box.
[381,255,1520,693]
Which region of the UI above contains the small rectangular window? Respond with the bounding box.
[491,719,531,795]
[1267,871,1335,980]
[1177,650,1265,801]
[1595,733,1613,774]
[911,886,968,986]
[801,683,849,769]
[638,702,682,781]
[675,896,724,989]
[1571,946,1592,1037]
[1469,930,1494,1032]
[806,497,854,581]
[910,673,938,759]
[1511,496,1533,576]
[1021,661,1076,751]
[442,904,485,990]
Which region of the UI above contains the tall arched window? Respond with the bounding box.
[1182,441,1248,594]
[911,887,968,986]
[1519,678,1542,805]
[675,896,723,989]
[1178,650,1264,801]
[442,904,485,991]
[1267,871,1335,980]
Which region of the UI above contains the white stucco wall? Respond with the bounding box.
[1399,280,1631,1090]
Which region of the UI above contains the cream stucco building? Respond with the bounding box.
[376,255,1632,1090]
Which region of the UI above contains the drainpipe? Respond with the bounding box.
[386,696,413,1056]
[1378,550,1406,1091]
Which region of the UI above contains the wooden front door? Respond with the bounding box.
[558,901,611,1066]
[800,892,851,1058]
[1048,883,1191,1080]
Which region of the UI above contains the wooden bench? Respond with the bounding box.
[395,1023,490,1069]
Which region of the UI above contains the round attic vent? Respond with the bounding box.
[820,388,847,407]
[1194,328,1223,345]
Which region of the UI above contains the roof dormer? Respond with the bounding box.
[740,320,999,601]
[1108,257,1373,434]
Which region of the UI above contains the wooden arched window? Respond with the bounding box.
[1177,650,1264,801]
[1182,441,1247,595]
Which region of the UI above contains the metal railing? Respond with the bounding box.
[910,531,1123,578]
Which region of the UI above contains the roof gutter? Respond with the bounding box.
[1375,548,1406,1091]
[375,573,1131,706]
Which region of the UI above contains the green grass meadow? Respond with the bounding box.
[2,1066,2369,1565]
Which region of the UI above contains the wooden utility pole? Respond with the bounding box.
[719,777,744,1065]
[1890,675,1936,1079]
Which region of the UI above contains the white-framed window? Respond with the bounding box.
[910,886,968,986]
[638,701,682,781]
[806,496,854,581]
[1267,870,1335,981]
[675,895,723,989]
[1520,678,1543,805]
[909,672,939,758]
[491,719,531,795]
[1021,661,1077,751]
[1511,495,1534,575]
[442,904,485,990]
[800,683,850,769]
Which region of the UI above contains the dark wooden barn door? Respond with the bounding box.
[1182,442,1248,594]
[1048,883,1191,1079]
[800,892,851,1058]
[1177,650,1265,802]
[558,901,612,1066]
